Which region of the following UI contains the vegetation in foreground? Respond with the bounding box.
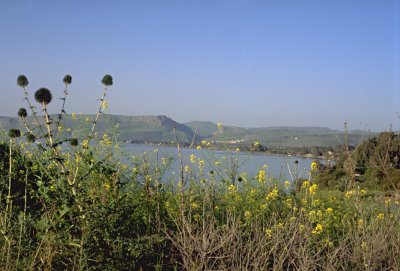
[0,75,399,270]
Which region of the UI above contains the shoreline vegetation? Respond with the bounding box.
[0,75,399,270]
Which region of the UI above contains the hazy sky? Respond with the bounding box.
[0,0,399,131]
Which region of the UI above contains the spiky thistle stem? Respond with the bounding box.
[89,85,108,140]
[22,86,46,137]
[42,102,54,147]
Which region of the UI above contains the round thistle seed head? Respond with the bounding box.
[26,133,35,143]
[8,129,21,138]
[17,75,29,88]
[63,74,72,85]
[34,88,52,105]
[70,138,78,147]
[294,160,299,165]
[237,176,243,182]
[101,74,113,86]
[18,108,28,118]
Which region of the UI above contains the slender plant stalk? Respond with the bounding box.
[22,86,46,136]
[5,140,13,270]
[42,103,54,146]
[56,83,69,135]
[16,166,29,268]
[89,86,108,139]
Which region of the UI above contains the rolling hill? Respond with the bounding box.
[0,114,374,148]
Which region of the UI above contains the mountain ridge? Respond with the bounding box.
[0,114,375,147]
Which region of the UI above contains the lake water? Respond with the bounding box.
[123,144,318,182]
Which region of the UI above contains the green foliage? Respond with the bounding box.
[8,128,21,138]
[320,132,400,190]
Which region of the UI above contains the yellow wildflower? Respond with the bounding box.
[312,223,323,235]
[217,122,223,129]
[184,165,190,172]
[309,184,318,195]
[265,228,273,238]
[285,198,293,208]
[71,112,77,120]
[326,207,333,214]
[101,100,109,111]
[311,161,318,171]
[357,219,364,229]
[284,180,290,189]
[196,145,202,150]
[244,211,251,220]
[345,190,355,199]
[377,213,384,220]
[266,187,279,201]
[103,182,110,191]
[190,154,196,164]
[228,184,236,194]
[301,180,310,189]
[258,170,266,183]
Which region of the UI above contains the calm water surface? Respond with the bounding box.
[123,144,318,181]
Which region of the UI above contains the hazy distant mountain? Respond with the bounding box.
[0,114,374,147]
[185,121,371,148]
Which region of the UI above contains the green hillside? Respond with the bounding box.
[0,115,374,147]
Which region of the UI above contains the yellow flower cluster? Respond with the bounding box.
[311,161,318,171]
[258,170,266,183]
[201,140,212,147]
[101,134,112,146]
[184,165,190,172]
[312,223,323,235]
[244,211,251,220]
[302,180,310,189]
[345,190,355,199]
[266,187,278,201]
[309,184,318,195]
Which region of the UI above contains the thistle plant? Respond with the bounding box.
[17,75,46,137]
[56,74,72,136]
[89,74,113,140]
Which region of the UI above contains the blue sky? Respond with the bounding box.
[0,0,399,131]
